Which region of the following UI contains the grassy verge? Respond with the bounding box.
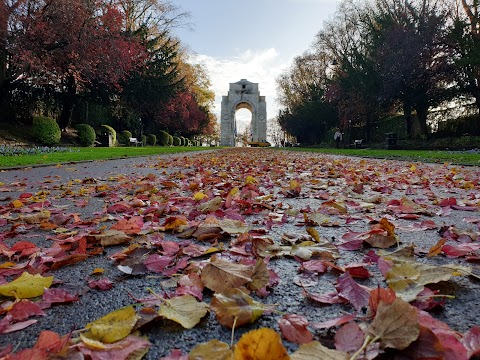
[0,146,213,168]
[278,147,480,166]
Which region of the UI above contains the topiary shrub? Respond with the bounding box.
[118,130,132,146]
[32,116,61,146]
[158,130,170,146]
[147,134,156,146]
[101,125,117,146]
[141,135,147,146]
[172,136,181,146]
[180,136,187,146]
[167,134,173,146]
[75,124,96,147]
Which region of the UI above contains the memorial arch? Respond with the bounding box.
[220,79,267,146]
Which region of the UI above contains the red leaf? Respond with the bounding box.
[88,278,113,291]
[175,273,204,301]
[42,288,79,304]
[336,273,370,311]
[368,287,396,317]
[344,263,371,278]
[403,326,445,359]
[311,314,355,329]
[278,314,313,345]
[9,300,46,321]
[442,243,480,258]
[144,254,174,273]
[463,326,480,358]
[159,349,188,360]
[334,322,364,353]
[299,260,328,274]
[303,289,347,305]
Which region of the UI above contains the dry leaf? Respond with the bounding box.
[367,298,420,350]
[88,230,132,247]
[158,295,209,329]
[189,339,232,360]
[233,328,289,360]
[210,288,272,328]
[85,305,138,343]
[278,314,313,345]
[0,272,53,298]
[201,255,253,293]
[290,341,349,360]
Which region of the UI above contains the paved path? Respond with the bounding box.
[1,148,479,358]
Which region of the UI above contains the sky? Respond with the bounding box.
[173,0,340,133]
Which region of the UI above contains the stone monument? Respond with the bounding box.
[220,79,267,146]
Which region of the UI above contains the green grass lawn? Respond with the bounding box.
[0,146,213,168]
[279,147,480,166]
[1,146,479,169]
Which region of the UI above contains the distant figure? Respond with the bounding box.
[334,130,342,148]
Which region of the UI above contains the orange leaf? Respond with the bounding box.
[427,238,446,258]
[233,328,290,360]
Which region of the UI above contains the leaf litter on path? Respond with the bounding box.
[0,148,479,358]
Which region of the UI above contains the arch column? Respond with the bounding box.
[220,79,267,146]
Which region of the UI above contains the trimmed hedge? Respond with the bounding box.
[167,134,173,146]
[101,125,117,146]
[141,135,147,146]
[32,116,61,146]
[146,134,156,146]
[118,130,132,145]
[75,124,96,147]
[158,130,170,146]
[172,136,181,146]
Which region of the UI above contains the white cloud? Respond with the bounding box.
[191,48,289,132]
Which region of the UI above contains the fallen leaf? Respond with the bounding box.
[278,314,313,345]
[75,334,150,360]
[233,328,290,360]
[158,295,209,329]
[290,340,349,360]
[201,255,253,293]
[334,322,364,353]
[88,230,132,247]
[367,298,420,350]
[336,273,370,311]
[210,288,273,328]
[189,339,232,360]
[84,305,138,343]
[0,272,53,298]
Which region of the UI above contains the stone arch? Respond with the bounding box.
[220,79,267,146]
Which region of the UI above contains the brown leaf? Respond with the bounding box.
[87,230,132,247]
[367,298,420,350]
[427,238,446,258]
[247,258,270,291]
[189,339,232,360]
[210,288,272,328]
[201,255,253,293]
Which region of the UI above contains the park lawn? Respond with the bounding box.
[282,147,480,166]
[0,146,213,168]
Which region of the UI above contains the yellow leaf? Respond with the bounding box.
[410,164,417,172]
[91,268,105,275]
[193,191,209,201]
[158,295,209,329]
[79,333,108,350]
[233,328,290,360]
[0,262,16,269]
[245,175,257,184]
[291,341,348,360]
[0,272,53,298]
[189,339,232,360]
[11,199,24,208]
[306,227,321,242]
[85,305,138,343]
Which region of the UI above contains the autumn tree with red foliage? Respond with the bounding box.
[10,0,146,129]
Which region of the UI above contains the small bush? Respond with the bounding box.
[158,130,170,146]
[142,135,147,146]
[118,130,132,145]
[32,116,61,146]
[75,124,96,147]
[172,136,181,146]
[101,125,117,146]
[167,134,173,146]
[181,136,187,146]
[147,134,156,146]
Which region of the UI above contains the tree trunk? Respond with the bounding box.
[58,74,77,130]
[403,102,413,137]
[415,99,429,137]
